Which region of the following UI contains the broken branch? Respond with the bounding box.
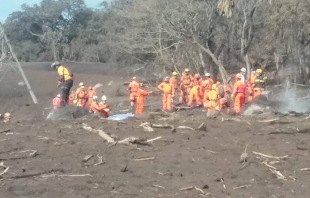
[134,157,155,161]
[252,151,288,160]
[0,167,9,176]
[82,123,115,144]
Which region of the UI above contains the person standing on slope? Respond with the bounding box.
[51,62,73,106]
[233,73,246,114]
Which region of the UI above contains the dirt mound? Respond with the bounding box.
[46,106,89,120]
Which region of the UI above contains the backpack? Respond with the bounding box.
[218,85,225,98]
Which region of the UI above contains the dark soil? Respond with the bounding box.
[0,62,310,198]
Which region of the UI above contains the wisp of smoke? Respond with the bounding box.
[275,89,310,113]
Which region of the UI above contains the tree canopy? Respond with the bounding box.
[2,0,310,82]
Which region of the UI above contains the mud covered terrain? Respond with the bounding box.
[1,62,310,198]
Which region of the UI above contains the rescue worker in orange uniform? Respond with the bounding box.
[187,74,203,107]
[128,77,140,108]
[52,94,62,110]
[68,91,75,105]
[202,73,214,108]
[216,82,231,113]
[205,84,219,110]
[99,96,110,118]
[90,96,107,118]
[135,83,152,114]
[88,86,97,112]
[51,62,73,106]
[170,72,179,103]
[253,68,267,98]
[158,77,173,111]
[247,70,256,103]
[75,83,87,108]
[179,68,193,103]
[233,73,246,114]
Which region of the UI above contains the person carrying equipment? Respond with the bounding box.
[233,73,246,114]
[179,68,193,103]
[135,83,152,114]
[187,74,203,107]
[52,94,62,110]
[253,68,267,98]
[88,86,97,112]
[75,83,87,108]
[127,77,140,108]
[216,82,231,113]
[51,62,73,106]
[99,96,110,118]
[202,73,214,108]
[204,84,219,110]
[170,72,179,103]
[158,76,173,111]
[247,70,256,103]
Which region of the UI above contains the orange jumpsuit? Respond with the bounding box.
[68,91,75,105]
[179,73,193,103]
[247,73,256,103]
[128,80,140,107]
[52,97,62,110]
[99,102,110,118]
[88,87,97,110]
[217,85,231,113]
[135,88,151,114]
[202,78,214,108]
[187,78,202,106]
[75,87,87,108]
[158,81,173,111]
[233,80,246,114]
[170,76,179,96]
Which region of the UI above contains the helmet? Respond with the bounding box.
[256,68,263,74]
[172,71,177,76]
[164,76,169,81]
[79,82,84,86]
[184,68,190,72]
[194,73,200,78]
[101,95,107,101]
[132,77,136,80]
[205,73,211,77]
[241,67,246,73]
[51,61,60,68]
[88,86,93,90]
[216,82,221,85]
[56,94,61,98]
[211,84,217,90]
[81,86,85,89]
[236,73,242,79]
[4,112,11,118]
[92,95,98,100]
[139,83,144,87]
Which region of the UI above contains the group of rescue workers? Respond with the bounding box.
[50,61,267,117]
[128,67,267,115]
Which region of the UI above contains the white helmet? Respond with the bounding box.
[56,94,61,98]
[241,67,246,73]
[101,95,107,101]
[92,95,98,100]
[81,86,85,89]
[51,62,60,68]
[205,73,211,77]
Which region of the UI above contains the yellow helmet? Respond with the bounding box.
[79,82,84,86]
[256,68,262,74]
[4,112,11,118]
[184,68,189,72]
[211,84,217,90]
[172,71,177,76]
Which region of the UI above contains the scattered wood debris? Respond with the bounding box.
[300,168,310,171]
[134,157,155,161]
[179,186,210,196]
[270,169,286,180]
[0,129,10,134]
[82,123,115,143]
[233,185,251,190]
[0,167,9,177]
[94,155,105,166]
[252,151,288,160]
[240,144,248,163]
[82,155,94,163]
